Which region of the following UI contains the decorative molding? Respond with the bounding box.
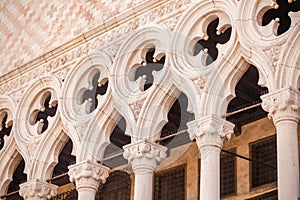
[68,160,109,191]
[261,87,300,123]
[19,179,58,200]
[187,115,234,149]
[130,100,145,120]
[123,139,167,174]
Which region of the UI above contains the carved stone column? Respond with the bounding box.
[68,160,109,200]
[261,87,300,200]
[123,139,167,200]
[187,115,234,200]
[19,179,58,200]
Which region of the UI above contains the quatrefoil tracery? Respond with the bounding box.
[193,18,232,66]
[30,92,57,134]
[80,71,109,113]
[260,0,300,35]
[134,47,165,91]
[0,112,12,150]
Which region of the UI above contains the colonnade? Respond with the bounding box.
[17,88,300,200]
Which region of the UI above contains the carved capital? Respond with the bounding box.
[19,179,58,200]
[261,87,300,124]
[68,160,109,191]
[123,140,167,174]
[187,115,234,149]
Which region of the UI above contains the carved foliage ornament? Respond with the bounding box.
[187,115,234,149]
[68,160,109,189]
[261,87,300,122]
[19,179,58,199]
[123,140,167,173]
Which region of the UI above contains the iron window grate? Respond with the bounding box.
[251,135,277,188]
[154,165,185,200]
[97,170,131,200]
[221,149,236,197]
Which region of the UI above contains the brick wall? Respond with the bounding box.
[0,0,146,76]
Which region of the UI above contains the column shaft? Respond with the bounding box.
[134,173,153,200]
[276,120,299,199]
[123,139,167,200]
[199,146,221,200]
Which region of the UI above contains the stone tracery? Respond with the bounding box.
[0,0,299,199]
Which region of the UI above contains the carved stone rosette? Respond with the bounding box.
[187,115,234,150]
[261,87,300,124]
[68,160,109,192]
[123,140,167,174]
[19,179,58,200]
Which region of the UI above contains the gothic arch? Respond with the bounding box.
[111,24,175,141]
[14,75,64,180]
[0,139,25,197]
[60,48,115,162]
[276,24,300,89]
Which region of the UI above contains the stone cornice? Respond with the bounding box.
[0,0,190,97]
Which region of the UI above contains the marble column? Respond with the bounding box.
[123,139,167,200]
[187,115,234,200]
[68,160,109,200]
[19,179,58,200]
[261,87,300,200]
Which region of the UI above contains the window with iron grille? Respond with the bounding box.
[97,170,131,200]
[154,165,185,200]
[221,149,236,197]
[51,189,78,200]
[245,190,278,200]
[250,135,277,188]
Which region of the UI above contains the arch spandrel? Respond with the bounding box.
[111,25,176,141]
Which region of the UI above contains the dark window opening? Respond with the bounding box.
[221,149,236,197]
[96,171,131,200]
[6,159,26,200]
[226,65,268,135]
[262,0,300,35]
[251,135,277,188]
[154,165,186,200]
[0,112,12,150]
[102,117,130,168]
[81,71,109,113]
[159,92,195,147]
[194,18,232,65]
[51,139,76,186]
[134,47,165,91]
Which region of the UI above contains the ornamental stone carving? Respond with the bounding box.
[261,87,300,123]
[187,115,234,149]
[68,160,109,191]
[19,179,58,200]
[123,140,167,174]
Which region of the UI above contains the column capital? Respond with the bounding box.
[261,87,300,124]
[68,160,109,191]
[123,139,167,174]
[19,179,58,200]
[187,115,234,149]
